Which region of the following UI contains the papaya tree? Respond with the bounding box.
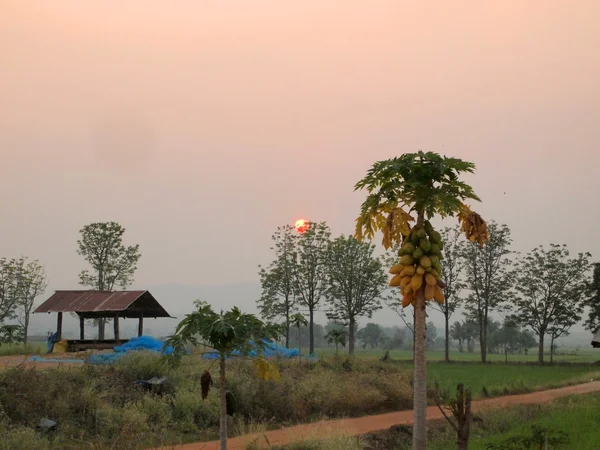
[354,151,488,450]
[164,304,280,450]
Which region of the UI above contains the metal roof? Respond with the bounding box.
[33,290,172,318]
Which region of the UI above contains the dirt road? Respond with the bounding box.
[0,354,84,370]
[159,381,600,450]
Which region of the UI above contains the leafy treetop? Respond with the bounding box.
[354,151,487,248]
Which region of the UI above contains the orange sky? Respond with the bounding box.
[1,1,599,296]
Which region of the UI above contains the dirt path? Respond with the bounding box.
[159,381,600,450]
[0,354,84,371]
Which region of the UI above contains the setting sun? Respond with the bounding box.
[294,219,309,234]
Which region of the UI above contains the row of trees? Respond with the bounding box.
[257,223,387,355]
[258,219,597,366]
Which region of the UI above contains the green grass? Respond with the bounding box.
[427,393,600,450]
[305,347,600,363]
[0,342,45,357]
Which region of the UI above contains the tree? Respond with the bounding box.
[426,321,438,350]
[354,151,488,449]
[450,321,466,353]
[12,257,47,343]
[514,244,591,364]
[430,226,465,361]
[325,328,347,355]
[325,235,386,355]
[293,221,331,355]
[584,263,600,334]
[165,304,280,450]
[0,258,20,324]
[77,222,141,339]
[257,225,298,348]
[356,322,384,349]
[462,222,513,363]
[290,313,308,355]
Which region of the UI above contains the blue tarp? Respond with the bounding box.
[203,339,300,360]
[87,336,174,365]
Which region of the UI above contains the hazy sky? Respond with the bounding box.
[2,1,599,300]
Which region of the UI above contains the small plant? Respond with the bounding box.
[433,382,472,450]
[485,425,570,450]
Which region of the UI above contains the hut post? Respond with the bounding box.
[56,312,63,341]
[138,313,144,337]
[79,315,85,340]
[114,314,120,343]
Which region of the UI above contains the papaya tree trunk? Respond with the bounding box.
[219,354,227,450]
[412,213,427,450]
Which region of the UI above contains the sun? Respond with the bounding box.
[295,219,309,234]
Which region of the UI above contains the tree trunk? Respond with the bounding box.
[538,332,545,365]
[458,339,463,353]
[455,384,472,450]
[349,317,356,356]
[412,311,416,363]
[413,288,427,450]
[444,311,449,362]
[23,314,30,344]
[285,310,290,348]
[98,318,106,340]
[335,343,338,356]
[550,335,555,364]
[309,308,315,355]
[219,354,227,450]
[298,326,302,362]
[479,317,487,363]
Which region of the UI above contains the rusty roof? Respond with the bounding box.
[34,290,172,318]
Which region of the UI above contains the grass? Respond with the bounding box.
[0,342,45,357]
[358,393,600,449]
[0,351,598,449]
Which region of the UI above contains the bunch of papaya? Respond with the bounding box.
[389,220,446,308]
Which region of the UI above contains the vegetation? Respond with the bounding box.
[0,257,47,344]
[324,235,386,355]
[257,225,298,348]
[513,244,591,364]
[0,354,598,450]
[354,151,489,449]
[164,304,280,450]
[77,221,141,339]
[584,263,600,334]
[462,222,514,363]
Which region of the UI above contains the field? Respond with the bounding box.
[1,348,599,450]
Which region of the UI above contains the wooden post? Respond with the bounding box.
[79,316,85,340]
[138,314,144,337]
[114,314,120,343]
[56,312,63,341]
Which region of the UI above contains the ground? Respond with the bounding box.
[0,344,598,449]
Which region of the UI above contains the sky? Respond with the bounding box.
[1,1,599,329]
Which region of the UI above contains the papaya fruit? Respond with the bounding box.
[430,255,440,265]
[410,274,423,291]
[400,242,416,256]
[434,286,445,304]
[430,243,442,257]
[424,283,435,301]
[389,274,403,287]
[425,266,432,272]
[416,265,425,275]
[400,276,412,290]
[399,255,414,266]
[416,228,427,239]
[403,285,413,295]
[419,238,432,253]
[424,221,434,233]
[432,260,442,274]
[410,232,420,245]
[419,256,432,269]
[400,265,416,277]
[413,248,424,260]
[430,269,440,278]
[401,292,414,308]
[430,230,442,244]
[389,263,403,275]
[425,273,437,286]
